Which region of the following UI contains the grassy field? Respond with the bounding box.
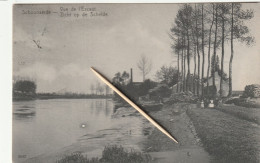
[216,104,260,124]
[187,107,260,162]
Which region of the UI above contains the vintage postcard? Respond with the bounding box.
[13,3,260,163]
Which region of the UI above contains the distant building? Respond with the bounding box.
[171,72,229,97]
[204,72,229,97]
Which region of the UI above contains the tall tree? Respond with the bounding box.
[184,5,193,92]
[219,3,229,97]
[212,4,219,90]
[229,3,234,97]
[169,31,182,92]
[228,3,254,96]
[170,3,254,97]
[181,37,185,92]
[177,38,180,92]
[201,4,205,98]
[137,55,152,81]
[183,37,187,92]
[190,16,198,95]
[207,4,215,96]
[195,4,201,95]
[193,46,197,94]
[173,37,182,92]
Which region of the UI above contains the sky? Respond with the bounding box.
[13,3,260,93]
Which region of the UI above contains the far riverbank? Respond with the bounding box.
[13,92,113,101]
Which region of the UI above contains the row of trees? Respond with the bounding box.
[90,82,110,95]
[13,80,37,94]
[170,3,254,98]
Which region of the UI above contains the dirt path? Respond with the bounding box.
[143,103,211,163]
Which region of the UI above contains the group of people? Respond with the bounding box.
[200,99,215,108]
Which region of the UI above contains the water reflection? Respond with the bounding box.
[13,113,36,121]
[95,100,103,116]
[105,99,109,116]
[13,99,150,163]
[13,102,36,121]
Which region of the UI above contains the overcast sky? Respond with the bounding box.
[13,3,260,93]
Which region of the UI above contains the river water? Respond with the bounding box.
[13,99,151,163]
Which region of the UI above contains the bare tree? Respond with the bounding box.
[90,84,95,95]
[137,55,152,81]
[95,82,104,95]
[105,85,110,95]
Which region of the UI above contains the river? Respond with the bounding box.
[13,99,152,163]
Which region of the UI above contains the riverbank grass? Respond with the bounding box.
[187,107,259,162]
[56,145,151,163]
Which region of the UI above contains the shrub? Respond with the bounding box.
[243,84,260,98]
[101,145,151,163]
[149,84,171,98]
[56,152,99,163]
[57,145,151,163]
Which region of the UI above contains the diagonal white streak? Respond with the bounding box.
[91,67,178,143]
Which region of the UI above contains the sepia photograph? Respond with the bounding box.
[12,3,260,163]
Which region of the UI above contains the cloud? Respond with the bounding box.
[14,62,95,92]
[14,62,57,82]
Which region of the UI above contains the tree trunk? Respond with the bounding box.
[195,4,200,96]
[177,38,180,93]
[229,3,234,97]
[184,37,186,92]
[191,25,197,95]
[201,4,205,98]
[142,69,145,82]
[187,32,191,92]
[193,47,197,95]
[181,36,184,92]
[213,4,218,89]
[220,6,225,97]
[207,4,215,96]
